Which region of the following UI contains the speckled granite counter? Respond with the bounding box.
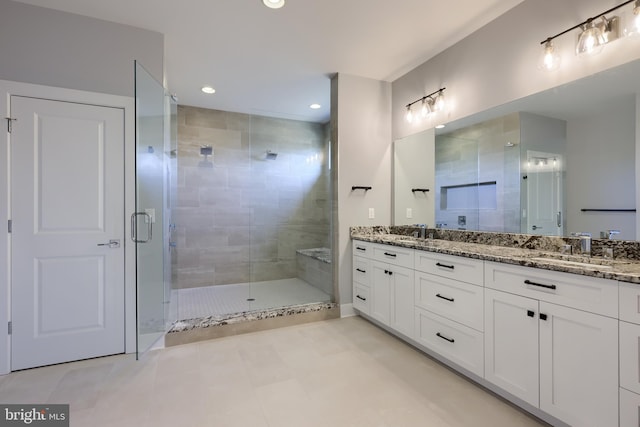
[351,226,640,285]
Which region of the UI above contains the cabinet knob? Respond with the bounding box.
[539,313,548,321]
[527,310,535,317]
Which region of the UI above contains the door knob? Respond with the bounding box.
[97,239,120,248]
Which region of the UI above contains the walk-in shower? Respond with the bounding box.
[170,106,334,333]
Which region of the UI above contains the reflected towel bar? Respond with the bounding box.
[580,209,636,212]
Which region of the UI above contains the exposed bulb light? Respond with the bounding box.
[420,98,430,118]
[576,19,605,55]
[433,90,445,112]
[201,86,216,94]
[435,124,445,129]
[538,39,561,71]
[406,105,414,123]
[627,0,640,35]
[309,103,321,109]
[263,0,285,9]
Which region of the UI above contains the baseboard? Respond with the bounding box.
[340,303,356,318]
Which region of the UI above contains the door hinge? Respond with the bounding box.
[5,117,17,133]
[7,220,12,233]
[7,321,11,335]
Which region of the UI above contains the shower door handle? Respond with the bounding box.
[131,212,153,243]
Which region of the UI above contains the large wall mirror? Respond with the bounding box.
[393,59,639,240]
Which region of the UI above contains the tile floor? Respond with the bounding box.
[0,317,550,427]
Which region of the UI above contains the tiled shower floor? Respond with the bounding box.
[171,278,331,320]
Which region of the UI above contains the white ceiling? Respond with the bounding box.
[13,0,523,123]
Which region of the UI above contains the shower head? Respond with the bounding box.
[266,150,278,160]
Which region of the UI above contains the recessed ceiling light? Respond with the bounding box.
[435,124,446,129]
[201,86,216,94]
[263,0,285,9]
[309,103,321,109]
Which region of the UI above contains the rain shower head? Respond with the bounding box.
[266,150,278,160]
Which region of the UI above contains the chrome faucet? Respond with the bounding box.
[600,229,620,239]
[416,224,426,239]
[571,232,592,256]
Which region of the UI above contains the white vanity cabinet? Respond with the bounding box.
[351,239,629,427]
[353,241,414,338]
[485,262,619,427]
[620,283,640,427]
[413,252,485,377]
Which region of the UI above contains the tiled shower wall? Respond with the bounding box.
[175,106,330,289]
[435,113,521,232]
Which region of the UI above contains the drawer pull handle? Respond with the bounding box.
[527,310,535,317]
[384,252,397,258]
[436,293,454,302]
[436,332,455,343]
[356,295,367,301]
[356,246,366,251]
[524,279,557,290]
[436,262,455,270]
[540,313,548,321]
[356,268,366,273]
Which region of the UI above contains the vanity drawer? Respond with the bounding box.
[620,321,640,395]
[414,307,483,377]
[352,256,371,286]
[415,271,483,331]
[484,261,618,318]
[372,243,414,269]
[353,284,370,315]
[353,240,372,258]
[415,251,484,286]
[620,283,640,325]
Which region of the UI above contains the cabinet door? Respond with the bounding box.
[620,321,640,395]
[484,289,539,407]
[539,302,618,427]
[371,261,391,325]
[389,265,414,338]
[620,387,640,427]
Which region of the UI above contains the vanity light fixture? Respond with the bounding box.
[263,0,285,9]
[626,0,640,35]
[405,87,446,123]
[539,0,636,69]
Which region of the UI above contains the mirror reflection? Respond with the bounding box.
[394,59,639,240]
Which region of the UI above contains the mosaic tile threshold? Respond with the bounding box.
[169,302,338,333]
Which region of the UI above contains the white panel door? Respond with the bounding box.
[11,96,125,370]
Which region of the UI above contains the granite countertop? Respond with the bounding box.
[352,233,640,285]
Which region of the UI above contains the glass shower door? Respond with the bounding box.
[134,61,169,357]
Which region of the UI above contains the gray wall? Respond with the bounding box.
[566,99,636,239]
[333,74,392,305]
[0,0,164,95]
[392,0,640,141]
[175,106,330,289]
